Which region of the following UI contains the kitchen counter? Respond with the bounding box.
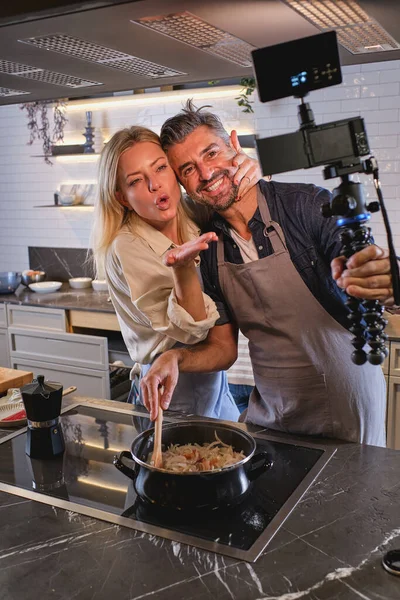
[0,396,399,600]
[0,283,114,313]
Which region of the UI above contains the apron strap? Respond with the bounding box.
[257,185,287,254]
[216,183,289,265]
[217,228,225,267]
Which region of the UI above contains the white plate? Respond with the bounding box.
[0,402,27,428]
[29,281,63,294]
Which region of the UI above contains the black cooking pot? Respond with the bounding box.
[113,421,272,511]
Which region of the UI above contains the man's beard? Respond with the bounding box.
[188,169,239,211]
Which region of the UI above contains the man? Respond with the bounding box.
[141,100,393,446]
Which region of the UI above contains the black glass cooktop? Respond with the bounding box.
[0,404,336,561]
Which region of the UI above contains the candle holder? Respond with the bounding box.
[83,111,95,153]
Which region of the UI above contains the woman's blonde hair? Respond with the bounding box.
[91,125,192,277]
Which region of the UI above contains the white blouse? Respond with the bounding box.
[105,217,219,365]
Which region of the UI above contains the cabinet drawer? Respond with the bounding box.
[0,328,10,368]
[389,342,400,376]
[10,357,110,400]
[0,304,6,328]
[7,304,66,332]
[387,375,400,450]
[9,327,108,370]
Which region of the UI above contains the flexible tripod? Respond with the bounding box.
[321,158,400,365]
[297,100,399,365]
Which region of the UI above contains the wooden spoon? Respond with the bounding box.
[152,390,164,468]
[62,386,77,397]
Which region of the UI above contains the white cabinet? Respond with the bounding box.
[384,340,400,450]
[0,328,10,368]
[0,304,7,328]
[7,304,111,400]
[389,342,400,377]
[11,357,109,400]
[7,304,67,332]
[0,304,9,368]
[9,327,108,371]
[387,375,400,450]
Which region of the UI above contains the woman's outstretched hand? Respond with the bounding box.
[163,232,218,268]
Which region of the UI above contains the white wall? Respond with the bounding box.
[1,58,400,271]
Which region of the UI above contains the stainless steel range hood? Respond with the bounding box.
[0,0,399,106]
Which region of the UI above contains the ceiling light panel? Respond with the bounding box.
[132,12,255,67]
[283,0,400,54]
[0,59,102,88]
[20,34,186,78]
[0,86,30,97]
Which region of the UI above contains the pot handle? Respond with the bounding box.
[247,451,273,481]
[113,451,138,481]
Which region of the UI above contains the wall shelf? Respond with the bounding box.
[31,154,100,158]
[34,205,94,208]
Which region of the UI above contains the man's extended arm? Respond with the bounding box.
[308,187,394,304]
[140,323,238,420]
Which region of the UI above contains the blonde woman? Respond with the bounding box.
[92,125,259,420]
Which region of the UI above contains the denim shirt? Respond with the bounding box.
[200,179,352,329]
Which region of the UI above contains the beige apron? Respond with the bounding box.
[216,186,386,446]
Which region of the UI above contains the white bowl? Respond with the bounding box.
[29,281,63,294]
[59,194,81,206]
[92,279,108,292]
[69,277,92,289]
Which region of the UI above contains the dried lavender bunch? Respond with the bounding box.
[20,100,68,165]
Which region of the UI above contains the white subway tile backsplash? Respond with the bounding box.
[380,96,400,109]
[342,65,362,74]
[1,60,400,268]
[379,122,400,135]
[380,68,400,83]
[324,86,360,100]
[343,72,380,86]
[341,98,380,111]
[362,60,400,71]
[361,83,400,98]
[364,109,399,123]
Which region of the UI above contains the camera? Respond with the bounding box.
[252,31,369,177]
[251,31,400,365]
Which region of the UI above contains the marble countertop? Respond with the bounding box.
[0,283,114,313]
[0,396,399,600]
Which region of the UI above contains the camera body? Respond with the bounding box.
[256,115,369,177]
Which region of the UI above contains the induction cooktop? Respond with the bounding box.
[0,403,336,562]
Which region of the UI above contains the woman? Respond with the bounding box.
[92,125,258,421]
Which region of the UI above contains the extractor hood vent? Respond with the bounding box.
[19,34,187,78]
[0,59,102,88]
[283,0,400,54]
[132,12,255,67]
[0,86,30,97]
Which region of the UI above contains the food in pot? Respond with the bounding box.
[149,433,246,472]
[23,270,43,276]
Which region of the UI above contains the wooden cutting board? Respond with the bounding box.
[0,367,33,395]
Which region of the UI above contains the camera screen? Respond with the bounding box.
[252,31,342,103]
